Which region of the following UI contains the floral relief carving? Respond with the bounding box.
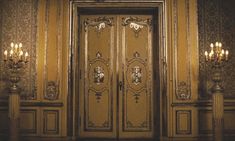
[176,81,190,100]
[45,81,58,100]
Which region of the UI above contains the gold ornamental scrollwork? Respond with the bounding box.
[176,81,190,100]
[122,17,152,37]
[45,81,58,100]
[84,17,113,33]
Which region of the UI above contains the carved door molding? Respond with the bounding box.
[70,1,166,139]
[78,14,154,138]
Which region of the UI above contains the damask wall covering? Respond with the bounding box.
[0,0,38,99]
[198,0,235,99]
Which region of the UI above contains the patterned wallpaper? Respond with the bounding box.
[198,0,235,99]
[0,0,38,99]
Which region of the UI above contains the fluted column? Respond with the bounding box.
[212,64,224,141]
[8,92,20,141]
[8,71,21,141]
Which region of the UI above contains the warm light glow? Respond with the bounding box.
[19,51,23,56]
[210,43,214,48]
[4,50,7,56]
[3,42,29,63]
[10,42,14,48]
[219,42,222,47]
[25,52,28,57]
[205,41,229,63]
[10,49,13,55]
[225,50,229,55]
[19,43,22,48]
[15,44,18,49]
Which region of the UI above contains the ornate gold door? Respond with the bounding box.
[78,15,154,138]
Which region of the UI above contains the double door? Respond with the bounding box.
[78,14,155,138]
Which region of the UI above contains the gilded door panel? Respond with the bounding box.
[79,15,116,137]
[119,15,153,138]
[79,15,154,138]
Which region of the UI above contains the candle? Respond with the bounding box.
[205,51,208,61]
[19,50,23,60]
[209,52,212,60]
[15,44,18,50]
[218,42,222,52]
[211,50,214,55]
[10,49,13,56]
[218,42,222,47]
[19,43,22,51]
[19,43,22,48]
[4,50,8,60]
[10,42,14,48]
[215,42,219,47]
[225,50,229,61]
[210,43,214,52]
[210,43,214,48]
[25,52,29,61]
[221,49,224,54]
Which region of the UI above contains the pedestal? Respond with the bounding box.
[211,64,224,141]
[8,93,20,141]
[212,92,224,141]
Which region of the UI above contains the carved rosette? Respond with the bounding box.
[45,81,58,100]
[122,17,152,37]
[176,81,190,100]
[84,17,113,33]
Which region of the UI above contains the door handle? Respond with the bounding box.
[119,81,123,91]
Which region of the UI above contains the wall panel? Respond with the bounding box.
[198,109,212,135]
[19,109,38,135]
[167,0,198,137]
[0,109,8,135]
[176,110,191,135]
[42,109,60,135]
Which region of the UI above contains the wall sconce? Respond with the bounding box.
[204,41,229,141]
